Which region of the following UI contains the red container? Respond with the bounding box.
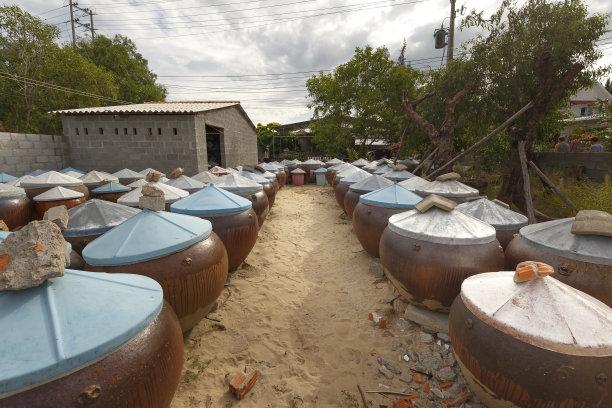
[291,169,305,186]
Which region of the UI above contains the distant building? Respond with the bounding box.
[53,101,258,175]
[568,82,612,117]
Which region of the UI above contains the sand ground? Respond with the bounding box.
[171,184,428,408]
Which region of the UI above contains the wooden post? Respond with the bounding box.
[518,141,536,224]
[427,101,533,179]
[393,120,410,164]
[528,161,579,214]
[413,147,438,176]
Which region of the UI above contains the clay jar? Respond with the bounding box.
[0,183,33,230]
[344,175,393,219]
[171,184,259,271]
[0,270,183,408]
[21,171,89,200]
[353,184,422,258]
[33,186,86,219]
[504,217,612,307]
[62,199,140,255]
[380,207,504,311]
[215,173,269,227]
[240,171,277,208]
[112,168,145,186]
[91,181,131,203]
[83,210,228,332]
[335,169,371,212]
[450,271,612,408]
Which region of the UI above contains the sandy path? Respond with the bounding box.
[171,184,409,407]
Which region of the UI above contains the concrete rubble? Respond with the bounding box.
[43,205,69,230]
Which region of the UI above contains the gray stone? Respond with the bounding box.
[435,366,457,382]
[437,332,451,342]
[378,364,394,379]
[139,195,165,211]
[399,371,413,384]
[395,317,414,332]
[444,352,456,367]
[431,388,445,399]
[369,258,384,277]
[0,221,68,291]
[420,332,435,344]
[418,352,443,374]
[43,205,69,230]
[408,351,419,362]
[391,342,402,351]
[404,304,449,334]
[377,357,401,374]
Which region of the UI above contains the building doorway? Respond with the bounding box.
[206,124,223,167]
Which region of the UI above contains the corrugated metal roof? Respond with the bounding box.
[52,101,240,115]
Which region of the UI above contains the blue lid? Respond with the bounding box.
[59,167,85,175]
[359,183,423,208]
[0,269,162,394]
[92,181,131,194]
[0,231,72,254]
[0,173,17,183]
[314,167,327,174]
[63,199,141,237]
[171,184,252,215]
[82,209,212,266]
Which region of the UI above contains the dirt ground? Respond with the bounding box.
[171,184,462,408]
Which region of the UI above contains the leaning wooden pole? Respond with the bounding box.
[393,120,410,164]
[413,147,438,176]
[528,160,579,214]
[518,141,536,224]
[427,101,534,179]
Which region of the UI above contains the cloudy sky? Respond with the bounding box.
[11,0,612,125]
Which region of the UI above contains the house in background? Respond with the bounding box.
[568,81,612,117]
[54,101,258,175]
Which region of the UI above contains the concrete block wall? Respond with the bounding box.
[0,132,68,176]
[537,152,612,182]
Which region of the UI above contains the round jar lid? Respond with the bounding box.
[215,173,263,195]
[192,171,219,184]
[139,168,166,177]
[79,171,119,185]
[33,186,84,202]
[164,175,205,191]
[416,180,479,198]
[398,176,429,191]
[326,158,345,165]
[0,173,17,183]
[112,168,144,179]
[373,164,393,175]
[460,272,612,355]
[359,183,422,209]
[117,182,189,206]
[5,175,33,187]
[455,198,528,230]
[336,166,362,179]
[351,158,370,167]
[127,179,147,188]
[519,218,612,266]
[239,171,270,185]
[0,183,26,200]
[82,209,212,265]
[314,167,327,174]
[349,175,393,193]
[63,199,141,237]
[382,169,415,182]
[387,207,497,245]
[59,167,85,175]
[0,270,163,394]
[21,171,83,188]
[290,168,306,174]
[339,169,371,185]
[91,181,131,194]
[171,184,252,215]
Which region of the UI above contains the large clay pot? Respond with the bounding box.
[33,186,86,219]
[0,184,33,229]
[91,181,132,203]
[21,171,89,200]
[216,174,269,227]
[80,171,119,194]
[334,170,370,212]
[450,271,612,408]
[380,207,504,311]
[240,171,277,208]
[344,175,393,219]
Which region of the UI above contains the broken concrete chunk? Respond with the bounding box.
[377,357,402,374]
[43,205,69,230]
[169,167,184,179]
[435,366,457,382]
[139,195,165,211]
[571,210,612,237]
[399,370,413,384]
[419,332,434,344]
[378,364,395,379]
[0,221,68,291]
[415,194,457,213]
[435,172,461,181]
[145,171,161,183]
[404,304,449,334]
[141,185,164,197]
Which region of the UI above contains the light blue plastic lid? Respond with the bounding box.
[0,231,72,254]
[314,167,327,174]
[359,183,423,208]
[82,209,212,266]
[59,167,85,175]
[91,181,131,194]
[171,184,252,215]
[0,269,162,394]
[349,175,393,193]
[0,173,17,183]
[63,199,141,238]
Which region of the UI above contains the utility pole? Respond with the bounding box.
[89,10,95,40]
[448,0,456,61]
[69,0,76,48]
[74,4,95,41]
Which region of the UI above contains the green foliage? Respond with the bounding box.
[183,354,210,383]
[256,122,281,156]
[306,45,420,157]
[340,390,359,407]
[605,77,612,94]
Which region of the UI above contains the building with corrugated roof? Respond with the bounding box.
[568,82,612,117]
[53,101,258,175]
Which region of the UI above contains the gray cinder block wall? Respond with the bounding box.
[537,152,612,182]
[0,132,68,176]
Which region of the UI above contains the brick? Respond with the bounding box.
[228,370,258,400]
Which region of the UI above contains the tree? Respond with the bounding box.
[397,39,407,67]
[462,0,609,211]
[76,35,166,103]
[256,122,281,157]
[605,77,612,94]
[306,45,420,157]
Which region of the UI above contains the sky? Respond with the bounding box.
[11,0,612,126]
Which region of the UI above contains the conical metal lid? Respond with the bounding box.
[0,183,26,200]
[82,209,212,265]
[416,180,479,198]
[387,207,497,245]
[0,270,163,394]
[349,175,393,193]
[63,199,141,237]
[456,198,528,230]
[63,171,84,179]
[164,175,205,191]
[373,164,393,175]
[117,182,189,206]
[519,218,612,266]
[329,163,352,173]
[5,175,33,187]
[127,179,147,188]
[27,169,47,177]
[0,173,17,183]
[382,169,415,181]
[360,183,422,209]
[59,167,85,175]
[112,168,144,179]
[326,158,344,165]
[351,158,370,167]
[91,181,131,194]
[21,171,83,188]
[239,171,270,185]
[336,165,362,179]
[192,171,219,184]
[79,170,119,185]
[461,272,612,355]
[171,184,252,215]
[362,161,380,172]
[215,173,263,195]
[290,168,305,174]
[139,168,166,177]
[339,169,371,185]
[303,159,323,165]
[398,176,429,191]
[33,186,84,202]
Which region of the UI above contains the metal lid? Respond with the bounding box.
[139,168,166,177]
[224,167,239,174]
[63,171,85,179]
[519,218,612,266]
[398,176,429,191]
[117,182,189,206]
[382,169,415,182]
[5,175,33,187]
[171,184,252,215]
[339,169,371,185]
[314,167,327,174]
[127,179,147,188]
[91,181,131,194]
[0,183,26,200]
[349,175,393,193]
[79,171,119,185]
[328,163,352,173]
[416,180,479,198]
[290,168,306,174]
[461,272,612,355]
[0,173,17,183]
[59,167,85,175]
[456,198,528,231]
[351,158,370,167]
[192,171,219,184]
[362,161,379,172]
[0,270,163,394]
[21,171,83,188]
[259,163,282,172]
[326,158,344,165]
[82,209,212,266]
[303,159,323,165]
[215,173,263,195]
[112,168,144,179]
[63,199,141,237]
[33,186,84,202]
[239,171,270,185]
[27,169,47,177]
[359,183,422,209]
[373,164,393,175]
[387,208,497,245]
[164,175,205,191]
[336,166,362,179]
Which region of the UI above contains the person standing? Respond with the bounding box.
[589,137,605,152]
[554,136,570,152]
